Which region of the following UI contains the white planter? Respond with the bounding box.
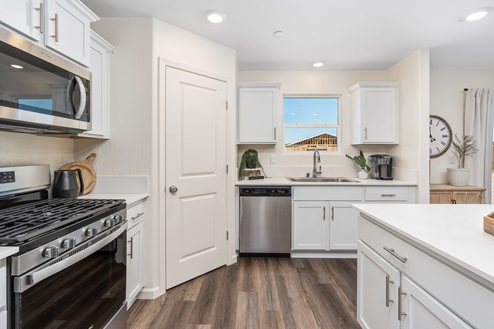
[358,169,369,179]
[447,168,470,187]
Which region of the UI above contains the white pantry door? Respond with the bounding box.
[165,67,228,289]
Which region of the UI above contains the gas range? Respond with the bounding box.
[1,164,128,329]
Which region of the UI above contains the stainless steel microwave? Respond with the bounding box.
[0,25,91,135]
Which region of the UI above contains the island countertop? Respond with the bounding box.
[353,203,494,285]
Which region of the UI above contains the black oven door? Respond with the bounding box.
[12,225,127,329]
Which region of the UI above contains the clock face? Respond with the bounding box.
[429,115,452,158]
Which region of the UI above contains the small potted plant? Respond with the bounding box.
[346,150,371,179]
[238,149,264,180]
[447,134,478,186]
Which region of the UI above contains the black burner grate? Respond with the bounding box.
[0,198,124,243]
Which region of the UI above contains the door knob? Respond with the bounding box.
[169,185,178,194]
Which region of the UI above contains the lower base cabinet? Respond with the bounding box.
[292,201,329,250]
[127,221,143,308]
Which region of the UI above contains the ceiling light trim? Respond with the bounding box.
[458,7,492,22]
[205,10,227,25]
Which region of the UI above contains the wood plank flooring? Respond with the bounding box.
[128,258,359,329]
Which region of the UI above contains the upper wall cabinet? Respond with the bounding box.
[349,82,400,145]
[0,0,99,67]
[237,83,281,144]
[79,31,114,139]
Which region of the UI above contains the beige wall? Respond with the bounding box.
[75,17,237,298]
[430,69,494,184]
[385,49,430,202]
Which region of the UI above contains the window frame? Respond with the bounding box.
[283,94,342,154]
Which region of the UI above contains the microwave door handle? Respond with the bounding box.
[73,76,87,119]
[66,76,76,114]
[13,223,127,293]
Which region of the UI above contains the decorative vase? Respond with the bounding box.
[358,169,369,179]
[447,168,470,187]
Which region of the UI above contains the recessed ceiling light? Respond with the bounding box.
[459,7,492,22]
[205,10,226,25]
[10,64,23,69]
[273,31,284,37]
[312,62,324,68]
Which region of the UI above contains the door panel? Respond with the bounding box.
[165,67,227,289]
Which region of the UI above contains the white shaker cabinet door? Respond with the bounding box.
[358,241,400,329]
[0,0,42,41]
[292,201,329,250]
[126,222,143,308]
[400,276,472,329]
[329,202,358,250]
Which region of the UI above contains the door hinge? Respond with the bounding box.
[226,100,228,110]
[226,231,229,240]
[226,164,229,174]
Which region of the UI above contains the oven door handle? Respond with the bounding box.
[14,223,127,293]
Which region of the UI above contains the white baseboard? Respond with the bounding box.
[137,286,165,300]
[290,252,357,259]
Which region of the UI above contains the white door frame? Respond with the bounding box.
[157,58,237,294]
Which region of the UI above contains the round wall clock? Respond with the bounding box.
[429,115,452,158]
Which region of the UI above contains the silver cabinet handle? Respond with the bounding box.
[364,127,368,140]
[385,275,394,307]
[274,127,277,140]
[398,286,407,321]
[131,212,144,221]
[51,13,59,42]
[383,247,408,263]
[331,207,334,221]
[381,194,396,197]
[128,237,134,259]
[323,207,326,221]
[35,2,44,33]
[169,185,178,194]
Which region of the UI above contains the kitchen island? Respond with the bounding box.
[354,203,494,329]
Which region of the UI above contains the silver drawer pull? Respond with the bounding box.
[385,275,394,307]
[381,194,396,197]
[383,247,408,263]
[131,212,144,221]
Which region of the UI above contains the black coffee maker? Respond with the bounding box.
[368,154,393,180]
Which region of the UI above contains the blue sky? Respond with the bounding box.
[283,98,338,144]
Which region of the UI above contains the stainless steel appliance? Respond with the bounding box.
[0,26,91,135]
[239,187,291,256]
[0,165,127,329]
[368,154,393,180]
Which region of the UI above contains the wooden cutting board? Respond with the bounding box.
[59,153,97,195]
[484,211,494,236]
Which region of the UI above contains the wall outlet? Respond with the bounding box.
[270,155,276,165]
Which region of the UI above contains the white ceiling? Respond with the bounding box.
[80,0,494,70]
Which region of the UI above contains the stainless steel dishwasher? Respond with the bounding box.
[239,186,291,256]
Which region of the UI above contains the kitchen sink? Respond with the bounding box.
[286,177,360,183]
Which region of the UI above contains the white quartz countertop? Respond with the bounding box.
[0,246,19,259]
[236,176,416,186]
[79,193,148,207]
[354,203,494,285]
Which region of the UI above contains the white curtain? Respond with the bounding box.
[464,88,494,203]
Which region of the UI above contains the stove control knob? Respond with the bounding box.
[43,247,59,259]
[113,215,123,224]
[104,218,115,228]
[61,238,76,249]
[85,227,97,237]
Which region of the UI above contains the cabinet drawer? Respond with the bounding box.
[127,202,144,228]
[364,187,409,201]
[359,217,494,328]
[293,187,362,201]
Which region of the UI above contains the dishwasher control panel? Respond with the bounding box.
[239,187,291,196]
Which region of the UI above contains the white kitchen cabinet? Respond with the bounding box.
[0,0,42,41]
[349,82,400,145]
[0,0,98,67]
[0,259,6,329]
[292,201,329,250]
[126,201,145,309]
[237,83,281,144]
[79,31,114,138]
[358,241,400,329]
[358,215,494,329]
[329,202,358,250]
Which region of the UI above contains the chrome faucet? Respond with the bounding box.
[312,149,322,177]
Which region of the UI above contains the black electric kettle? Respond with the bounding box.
[52,169,84,198]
